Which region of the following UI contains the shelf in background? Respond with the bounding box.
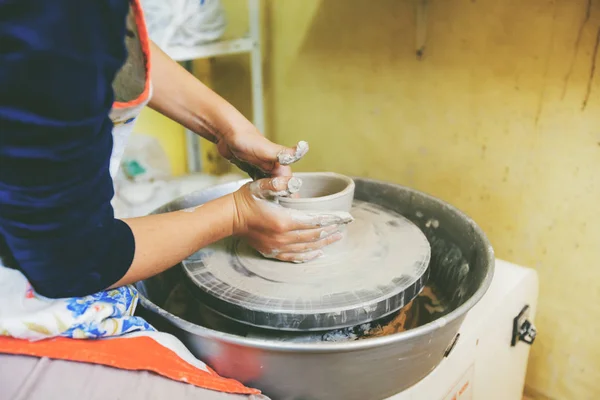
[164,37,255,62]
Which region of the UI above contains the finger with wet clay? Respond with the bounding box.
[278,232,343,254]
[249,228,340,259]
[234,139,308,178]
[287,210,354,229]
[256,248,281,259]
[245,237,281,259]
[275,250,324,264]
[249,176,302,199]
[258,140,307,178]
[276,141,309,166]
[289,225,340,243]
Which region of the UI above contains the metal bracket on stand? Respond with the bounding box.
[444,333,460,358]
[182,60,202,173]
[416,0,429,60]
[511,305,537,346]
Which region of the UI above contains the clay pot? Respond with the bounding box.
[278,172,355,257]
[278,172,355,212]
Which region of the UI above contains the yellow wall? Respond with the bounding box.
[133,108,187,175]
[138,0,600,398]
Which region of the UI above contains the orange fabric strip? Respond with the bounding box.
[113,0,152,110]
[0,336,260,395]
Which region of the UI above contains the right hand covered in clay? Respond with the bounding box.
[231,176,354,263]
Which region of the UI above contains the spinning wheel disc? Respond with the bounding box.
[182,201,431,331]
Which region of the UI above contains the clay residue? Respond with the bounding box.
[288,210,354,227]
[277,141,309,165]
[364,301,415,338]
[286,176,302,193]
[363,285,448,338]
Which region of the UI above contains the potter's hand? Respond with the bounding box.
[146,42,305,180]
[217,124,309,180]
[231,176,353,263]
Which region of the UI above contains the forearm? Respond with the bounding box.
[147,41,252,142]
[110,193,237,288]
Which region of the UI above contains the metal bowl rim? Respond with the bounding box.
[137,176,495,353]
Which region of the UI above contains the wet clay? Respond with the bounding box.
[278,172,355,213]
[277,172,354,259]
[277,141,309,165]
[248,177,302,199]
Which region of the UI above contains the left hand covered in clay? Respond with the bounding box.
[216,123,309,180]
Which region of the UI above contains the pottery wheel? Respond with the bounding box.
[182,201,431,331]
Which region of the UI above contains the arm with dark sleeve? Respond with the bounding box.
[0,0,135,298]
[0,1,239,298]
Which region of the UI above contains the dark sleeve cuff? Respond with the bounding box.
[9,217,136,299]
[47,218,137,298]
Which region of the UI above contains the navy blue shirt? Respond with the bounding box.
[0,1,136,298]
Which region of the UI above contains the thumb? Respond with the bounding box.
[249,176,303,199]
[253,139,309,170]
[276,141,310,166]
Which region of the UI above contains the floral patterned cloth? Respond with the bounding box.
[0,265,266,396]
[0,265,153,340]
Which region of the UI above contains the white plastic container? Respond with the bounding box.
[140,0,227,50]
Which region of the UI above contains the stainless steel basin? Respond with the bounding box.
[135,177,494,400]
